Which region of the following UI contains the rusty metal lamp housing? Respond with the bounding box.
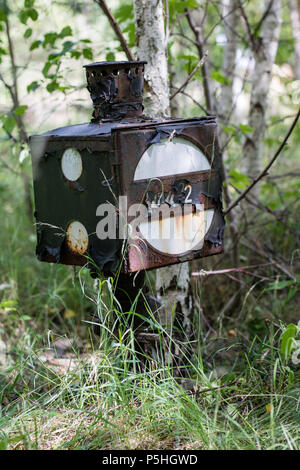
[29,61,225,275]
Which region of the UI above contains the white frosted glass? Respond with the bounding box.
[134,137,210,180]
[138,209,214,255]
[133,137,214,255]
[61,148,82,182]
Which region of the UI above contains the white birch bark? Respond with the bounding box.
[243,0,282,192]
[133,0,193,339]
[133,0,169,116]
[289,0,300,79]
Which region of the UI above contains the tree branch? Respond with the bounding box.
[230,183,300,239]
[253,0,274,39]
[94,0,135,61]
[192,262,275,277]
[224,108,300,215]
[186,10,213,113]
[169,86,208,114]
[4,11,27,143]
[170,52,208,100]
[238,0,256,49]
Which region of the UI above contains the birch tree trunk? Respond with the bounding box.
[243,0,282,196]
[218,0,241,275]
[289,0,300,79]
[133,0,169,116]
[133,0,194,342]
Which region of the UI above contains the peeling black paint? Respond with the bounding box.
[36,224,64,263]
[84,61,146,121]
[204,210,225,246]
[149,119,217,144]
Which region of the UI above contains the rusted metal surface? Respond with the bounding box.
[66,221,89,254]
[126,238,223,273]
[29,60,225,275]
[113,120,224,272]
[129,170,221,207]
[84,61,146,121]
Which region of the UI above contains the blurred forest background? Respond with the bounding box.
[0,0,299,450]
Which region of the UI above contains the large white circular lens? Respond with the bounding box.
[133,137,214,255]
[61,148,82,181]
[138,208,214,255]
[134,137,210,180]
[66,221,88,254]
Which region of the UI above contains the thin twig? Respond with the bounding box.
[241,239,296,280]
[186,10,213,113]
[3,10,27,143]
[224,108,300,215]
[266,171,300,179]
[192,262,275,277]
[170,53,208,100]
[94,0,135,61]
[169,86,209,115]
[186,380,237,398]
[238,0,256,49]
[253,0,274,38]
[231,184,300,239]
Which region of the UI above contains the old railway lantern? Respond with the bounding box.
[29,61,225,277]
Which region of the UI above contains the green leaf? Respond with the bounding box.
[280,324,296,360]
[46,80,59,93]
[106,51,115,61]
[222,124,236,135]
[229,170,251,190]
[43,32,58,47]
[114,4,134,24]
[0,299,18,308]
[210,70,231,86]
[42,61,52,77]
[0,8,7,22]
[168,0,199,18]
[179,54,199,74]
[25,0,35,7]
[30,40,41,51]
[70,50,81,59]
[238,123,254,134]
[60,26,72,38]
[0,46,7,56]
[27,8,38,21]
[19,10,28,24]
[2,117,16,134]
[62,40,75,52]
[14,105,28,116]
[24,27,32,38]
[27,80,40,92]
[123,23,135,48]
[267,279,296,290]
[82,47,93,60]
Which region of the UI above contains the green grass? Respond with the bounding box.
[1,317,300,450]
[0,156,299,450]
